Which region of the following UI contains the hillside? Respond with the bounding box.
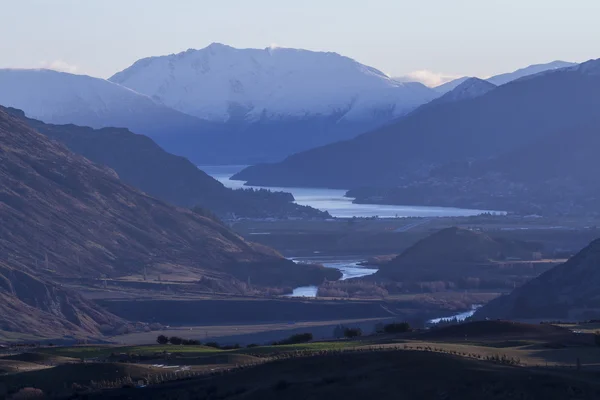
[3,107,327,219]
[349,120,600,215]
[375,228,542,282]
[0,261,122,340]
[475,238,600,320]
[234,59,600,190]
[0,108,336,309]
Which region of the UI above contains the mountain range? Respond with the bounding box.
[0,46,575,164]
[0,107,337,338]
[432,60,576,94]
[3,106,327,220]
[234,59,600,214]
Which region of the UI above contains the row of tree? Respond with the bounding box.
[156,335,200,345]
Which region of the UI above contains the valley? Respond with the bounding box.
[2,11,600,398]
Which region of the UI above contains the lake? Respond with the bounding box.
[200,165,500,219]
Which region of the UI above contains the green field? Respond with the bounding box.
[35,340,358,360]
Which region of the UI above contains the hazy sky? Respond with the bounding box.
[2,0,599,85]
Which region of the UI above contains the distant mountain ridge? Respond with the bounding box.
[234,58,600,201]
[432,60,576,94]
[427,78,496,106]
[0,55,579,165]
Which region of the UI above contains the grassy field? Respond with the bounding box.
[4,320,600,398]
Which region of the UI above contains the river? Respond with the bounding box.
[284,256,378,298]
[200,165,499,218]
[427,305,482,324]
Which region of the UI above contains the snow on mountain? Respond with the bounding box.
[486,60,576,86]
[432,78,496,104]
[109,43,439,122]
[0,68,208,135]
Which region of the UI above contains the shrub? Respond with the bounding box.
[273,380,290,391]
[246,343,259,348]
[273,333,313,345]
[333,325,346,338]
[384,322,411,334]
[9,388,45,399]
[344,327,362,338]
[220,344,241,350]
[169,336,183,345]
[156,334,169,345]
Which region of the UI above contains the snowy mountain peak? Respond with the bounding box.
[109,44,438,122]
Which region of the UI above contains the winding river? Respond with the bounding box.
[285,256,378,298]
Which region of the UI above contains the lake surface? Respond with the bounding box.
[284,256,378,298]
[200,165,498,219]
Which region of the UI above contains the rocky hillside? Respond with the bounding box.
[0,261,122,340]
[475,238,600,320]
[0,106,338,285]
[3,107,327,220]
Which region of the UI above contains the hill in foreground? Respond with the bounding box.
[80,350,600,400]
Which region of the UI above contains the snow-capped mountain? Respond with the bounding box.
[433,60,576,94]
[109,43,438,123]
[431,78,496,104]
[0,68,210,136]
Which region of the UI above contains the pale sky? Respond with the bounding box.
[2,0,599,85]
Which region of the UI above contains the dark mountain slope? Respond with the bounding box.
[0,108,333,285]
[349,120,600,214]
[234,59,600,189]
[3,107,327,219]
[475,238,600,320]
